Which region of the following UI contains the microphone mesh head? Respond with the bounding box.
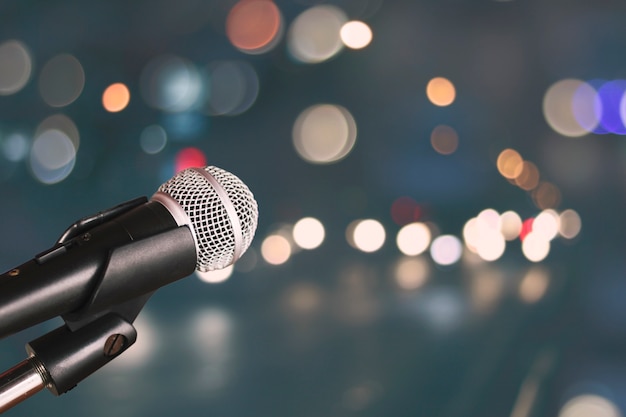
[155,166,258,272]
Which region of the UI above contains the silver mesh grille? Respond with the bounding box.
[154,166,258,272]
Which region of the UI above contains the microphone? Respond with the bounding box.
[0,165,259,339]
[0,165,257,412]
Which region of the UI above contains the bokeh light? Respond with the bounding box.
[515,160,540,190]
[430,235,463,266]
[532,181,562,210]
[559,394,622,417]
[36,114,80,151]
[175,147,207,172]
[30,129,76,184]
[521,232,550,262]
[196,265,234,284]
[293,104,357,164]
[0,40,32,95]
[140,124,168,155]
[519,267,550,303]
[293,217,325,250]
[352,219,386,253]
[596,80,626,134]
[426,77,456,107]
[205,60,259,116]
[390,196,422,226]
[543,79,596,137]
[102,83,131,112]
[533,210,560,241]
[140,55,204,112]
[559,209,582,239]
[497,148,523,179]
[1,132,29,162]
[287,5,347,64]
[226,0,282,54]
[39,54,85,108]
[500,210,522,241]
[396,222,431,256]
[394,256,429,290]
[261,234,292,265]
[430,125,459,155]
[340,21,373,49]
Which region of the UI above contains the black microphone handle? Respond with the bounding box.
[0,200,197,339]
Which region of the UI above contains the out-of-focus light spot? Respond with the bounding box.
[102,83,130,112]
[340,21,372,49]
[430,125,459,155]
[226,0,282,54]
[475,209,505,261]
[39,54,85,108]
[293,104,357,164]
[394,257,429,290]
[559,209,582,239]
[543,79,595,137]
[572,81,601,133]
[175,147,206,172]
[293,217,325,250]
[0,40,32,95]
[352,219,385,253]
[559,394,622,417]
[426,77,456,107]
[532,181,561,210]
[284,282,322,314]
[533,210,560,241]
[187,308,235,393]
[477,208,501,231]
[36,114,80,151]
[287,5,347,64]
[515,160,540,191]
[396,222,431,256]
[30,129,76,184]
[196,265,233,284]
[468,269,504,314]
[430,235,462,266]
[390,196,421,226]
[597,80,626,134]
[261,234,292,265]
[497,148,523,179]
[500,210,522,241]
[140,124,168,154]
[205,60,259,116]
[476,229,506,261]
[1,133,29,162]
[520,218,534,241]
[522,232,550,262]
[463,210,506,261]
[519,267,550,303]
[140,55,204,112]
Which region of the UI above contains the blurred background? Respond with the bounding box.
[0,0,624,416]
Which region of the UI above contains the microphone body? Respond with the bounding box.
[0,166,257,410]
[0,200,197,339]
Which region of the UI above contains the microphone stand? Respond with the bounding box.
[0,197,170,413]
[0,293,152,413]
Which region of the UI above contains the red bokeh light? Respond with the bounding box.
[520,218,534,241]
[175,147,207,172]
[391,196,422,226]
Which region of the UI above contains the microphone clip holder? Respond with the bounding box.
[0,197,170,413]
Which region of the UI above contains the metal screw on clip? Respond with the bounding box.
[104,334,127,357]
[8,269,19,277]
